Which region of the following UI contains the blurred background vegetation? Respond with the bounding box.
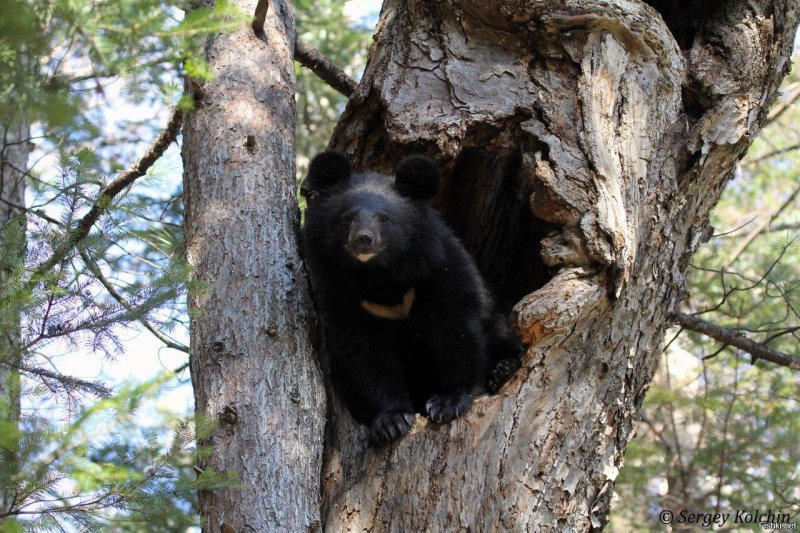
[0,0,797,529]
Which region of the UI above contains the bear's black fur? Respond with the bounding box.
[301,152,523,444]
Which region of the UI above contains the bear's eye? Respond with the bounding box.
[343,212,357,222]
[378,214,390,223]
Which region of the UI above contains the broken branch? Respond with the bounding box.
[252,0,269,39]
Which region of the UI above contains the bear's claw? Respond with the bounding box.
[425,391,473,423]
[370,410,415,445]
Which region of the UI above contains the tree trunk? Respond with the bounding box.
[181,1,326,530]
[321,1,799,530]
[0,120,29,514]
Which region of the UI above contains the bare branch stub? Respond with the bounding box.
[252,0,269,40]
[672,312,800,371]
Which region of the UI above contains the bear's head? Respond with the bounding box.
[302,152,441,266]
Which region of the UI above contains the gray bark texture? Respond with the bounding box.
[181,0,798,531]
[0,120,28,514]
[320,1,799,531]
[181,0,326,530]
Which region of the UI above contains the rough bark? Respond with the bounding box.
[0,120,28,514]
[321,1,799,530]
[181,1,326,530]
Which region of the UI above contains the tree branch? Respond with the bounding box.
[716,221,800,239]
[744,142,800,167]
[73,108,184,245]
[765,81,800,125]
[252,0,269,39]
[672,312,800,371]
[79,249,190,354]
[251,0,355,97]
[294,41,357,97]
[5,361,111,397]
[718,181,800,271]
[30,108,184,282]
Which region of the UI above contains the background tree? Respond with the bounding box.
[0,69,29,529]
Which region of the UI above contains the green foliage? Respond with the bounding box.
[0,150,199,529]
[0,373,234,530]
[0,151,188,365]
[0,0,243,129]
[0,0,247,529]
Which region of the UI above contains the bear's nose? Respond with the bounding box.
[356,231,374,246]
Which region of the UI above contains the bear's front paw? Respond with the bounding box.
[488,357,522,394]
[370,410,415,445]
[425,392,473,424]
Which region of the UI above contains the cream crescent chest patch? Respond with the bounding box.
[360,287,415,320]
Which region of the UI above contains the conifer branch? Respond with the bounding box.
[30,108,184,283]
[79,250,189,354]
[7,361,111,397]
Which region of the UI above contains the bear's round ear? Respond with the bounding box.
[394,155,440,200]
[301,152,352,199]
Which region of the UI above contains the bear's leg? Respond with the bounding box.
[327,323,415,444]
[486,313,524,393]
[422,316,487,423]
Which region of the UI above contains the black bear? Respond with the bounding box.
[301,152,523,444]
